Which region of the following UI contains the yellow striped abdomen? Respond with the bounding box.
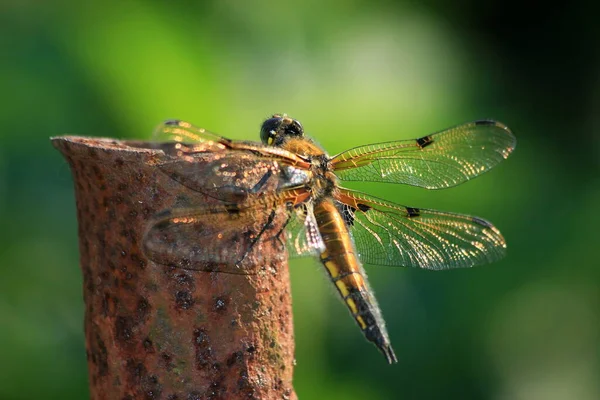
[313,198,397,363]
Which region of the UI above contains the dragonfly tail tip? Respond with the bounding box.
[383,344,398,364]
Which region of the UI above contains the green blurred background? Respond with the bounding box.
[1,1,598,399]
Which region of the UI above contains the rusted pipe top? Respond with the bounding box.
[53,135,297,400]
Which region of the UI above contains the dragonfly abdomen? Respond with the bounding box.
[314,199,398,364]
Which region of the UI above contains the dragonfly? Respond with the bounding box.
[143,114,516,364]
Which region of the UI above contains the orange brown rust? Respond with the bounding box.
[52,136,297,400]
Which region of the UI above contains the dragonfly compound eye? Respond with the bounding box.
[285,119,304,137]
[260,116,284,145]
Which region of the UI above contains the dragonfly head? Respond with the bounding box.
[260,114,304,147]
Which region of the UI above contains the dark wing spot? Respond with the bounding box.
[406,207,420,217]
[474,119,496,126]
[416,135,434,149]
[164,119,182,126]
[357,203,371,212]
[471,216,493,228]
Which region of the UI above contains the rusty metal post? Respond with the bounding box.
[52,136,296,400]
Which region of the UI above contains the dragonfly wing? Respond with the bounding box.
[331,120,515,189]
[157,152,312,203]
[152,119,313,165]
[151,119,231,154]
[285,203,325,258]
[143,203,290,274]
[334,188,507,269]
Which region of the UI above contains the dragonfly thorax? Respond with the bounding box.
[308,155,337,203]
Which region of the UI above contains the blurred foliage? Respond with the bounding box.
[0,0,599,399]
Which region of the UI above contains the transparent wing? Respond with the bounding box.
[152,119,312,167]
[156,152,312,203]
[331,120,516,189]
[152,119,231,154]
[334,188,507,269]
[285,203,326,258]
[142,203,290,274]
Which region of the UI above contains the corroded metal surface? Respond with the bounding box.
[52,136,296,400]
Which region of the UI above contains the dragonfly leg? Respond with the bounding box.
[248,169,273,194]
[211,169,275,204]
[273,203,299,249]
[235,207,277,268]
